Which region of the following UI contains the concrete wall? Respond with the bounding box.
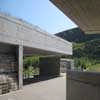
[0,13,72,55]
[39,56,60,77]
[60,59,74,73]
[67,70,100,100]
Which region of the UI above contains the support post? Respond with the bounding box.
[18,45,23,89]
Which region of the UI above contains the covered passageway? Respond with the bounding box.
[0,13,72,95]
[51,0,100,100]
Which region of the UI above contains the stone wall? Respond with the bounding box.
[0,43,18,95]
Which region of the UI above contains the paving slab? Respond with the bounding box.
[0,76,66,100]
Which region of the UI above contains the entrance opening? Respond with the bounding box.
[23,56,40,85]
[23,47,60,85]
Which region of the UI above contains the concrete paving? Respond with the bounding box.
[0,75,66,100]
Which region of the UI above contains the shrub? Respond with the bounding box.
[23,56,40,78]
[74,57,94,70]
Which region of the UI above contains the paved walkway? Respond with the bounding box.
[0,75,66,100]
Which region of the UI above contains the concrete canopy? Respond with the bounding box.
[0,13,72,55]
[51,0,100,34]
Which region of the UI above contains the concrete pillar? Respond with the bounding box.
[18,45,23,89]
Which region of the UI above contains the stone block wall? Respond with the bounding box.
[0,43,18,95]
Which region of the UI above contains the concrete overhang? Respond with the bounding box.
[0,13,72,55]
[51,0,100,34]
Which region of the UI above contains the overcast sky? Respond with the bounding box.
[0,0,77,34]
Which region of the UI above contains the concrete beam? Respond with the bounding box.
[18,45,23,89]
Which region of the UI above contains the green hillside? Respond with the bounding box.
[56,28,100,71]
[55,28,100,43]
[73,39,100,59]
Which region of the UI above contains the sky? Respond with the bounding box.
[0,0,77,34]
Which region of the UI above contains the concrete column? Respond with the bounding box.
[18,45,23,89]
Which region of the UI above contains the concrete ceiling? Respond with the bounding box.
[51,0,100,34]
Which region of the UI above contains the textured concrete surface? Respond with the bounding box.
[67,70,100,100]
[0,13,72,55]
[18,45,23,89]
[67,79,100,100]
[51,0,100,33]
[0,76,66,100]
